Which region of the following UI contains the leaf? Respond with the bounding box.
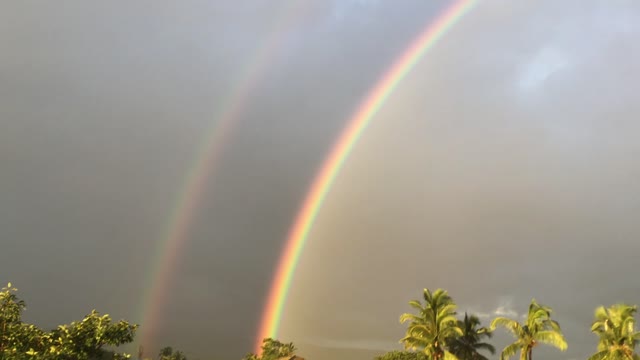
[442,350,459,360]
[491,317,523,337]
[500,341,521,360]
[534,330,567,350]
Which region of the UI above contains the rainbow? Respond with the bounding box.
[136,2,311,353]
[255,0,478,352]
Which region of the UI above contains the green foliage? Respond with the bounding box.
[11,280,640,360]
[46,310,138,359]
[374,350,428,360]
[589,304,640,360]
[399,288,463,360]
[158,346,188,360]
[447,313,495,360]
[490,299,567,360]
[242,338,297,360]
[0,282,138,360]
[0,283,29,352]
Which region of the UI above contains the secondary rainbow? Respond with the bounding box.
[255,0,478,352]
[136,3,311,353]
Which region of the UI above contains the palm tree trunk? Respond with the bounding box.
[527,347,533,360]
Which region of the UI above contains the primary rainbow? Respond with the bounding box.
[255,0,478,352]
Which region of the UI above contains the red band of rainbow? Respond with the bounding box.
[136,3,311,352]
[255,0,478,353]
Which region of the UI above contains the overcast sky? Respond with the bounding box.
[2,1,640,360]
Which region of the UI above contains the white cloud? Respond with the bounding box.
[516,46,570,91]
[467,297,522,319]
[493,305,520,318]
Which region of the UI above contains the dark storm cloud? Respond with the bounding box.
[278,1,640,360]
[0,0,443,359]
[2,1,640,360]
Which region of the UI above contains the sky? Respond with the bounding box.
[2,1,640,360]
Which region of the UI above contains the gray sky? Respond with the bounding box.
[2,1,640,360]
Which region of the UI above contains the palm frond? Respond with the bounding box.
[533,330,567,350]
[475,342,496,354]
[423,289,433,303]
[442,350,459,360]
[588,350,609,360]
[438,314,460,328]
[408,300,425,311]
[491,317,523,337]
[437,304,458,317]
[400,313,422,324]
[500,342,521,360]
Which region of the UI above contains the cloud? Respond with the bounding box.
[468,297,522,320]
[516,46,570,91]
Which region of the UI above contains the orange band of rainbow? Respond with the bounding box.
[255,0,478,353]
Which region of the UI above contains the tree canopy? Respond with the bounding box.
[243,338,298,360]
[0,283,137,360]
[8,281,640,360]
[375,350,428,360]
[448,313,495,360]
[399,288,463,360]
[589,304,640,360]
[490,299,567,360]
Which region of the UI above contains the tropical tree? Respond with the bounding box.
[375,350,428,360]
[399,288,463,360]
[159,346,174,360]
[490,299,567,360]
[243,338,297,360]
[448,313,495,360]
[47,310,138,359]
[0,282,138,360]
[589,304,640,360]
[0,282,28,352]
[158,346,187,360]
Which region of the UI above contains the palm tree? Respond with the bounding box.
[491,299,567,360]
[448,313,495,360]
[589,304,640,360]
[400,288,463,360]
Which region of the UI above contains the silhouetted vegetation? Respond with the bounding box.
[157,346,188,360]
[0,283,136,360]
[242,338,298,360]
[375,350,428,360]
[4,282,640,360]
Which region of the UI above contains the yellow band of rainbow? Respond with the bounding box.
[255,0,478,352]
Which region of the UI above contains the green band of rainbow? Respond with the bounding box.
[255,0,478,352]
[136,3,311,352]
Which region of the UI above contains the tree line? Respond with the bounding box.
[247,288,640,360]
[0,283,189,360]
[3,282,640,360]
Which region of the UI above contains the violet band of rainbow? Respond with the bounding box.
[255,0,478,353]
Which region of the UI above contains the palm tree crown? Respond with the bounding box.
[490,299,567,360]
[448,313,495,360]
[400,288,463,360]
[589,304,640,360]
